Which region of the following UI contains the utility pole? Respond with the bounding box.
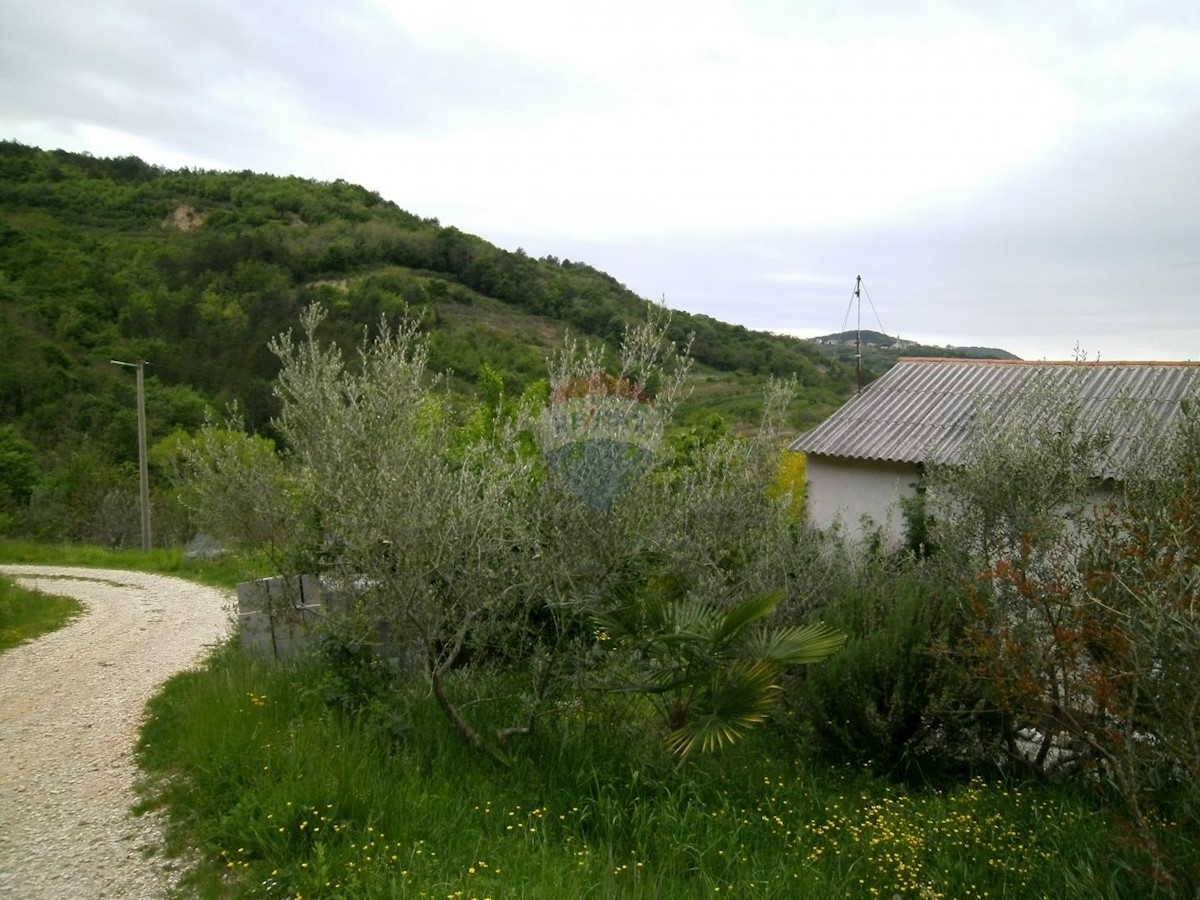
[110,359,151,552]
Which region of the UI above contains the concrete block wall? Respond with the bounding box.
[234,575,422,672]
[235,575,326,659]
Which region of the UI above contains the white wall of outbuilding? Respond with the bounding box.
[803,455,921,547]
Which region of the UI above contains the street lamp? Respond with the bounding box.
[110,359,151,552]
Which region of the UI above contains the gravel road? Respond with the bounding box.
[0,566,233,899]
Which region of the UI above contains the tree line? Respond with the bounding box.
[0,141,855,544]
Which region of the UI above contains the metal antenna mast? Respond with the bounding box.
[854,275,863,394]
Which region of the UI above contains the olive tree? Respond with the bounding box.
[185,304,842,761]
[267,305,544,757]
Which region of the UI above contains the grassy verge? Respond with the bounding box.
[0,540,273,590]
[0,574,83,651]
[137,644,1133,899]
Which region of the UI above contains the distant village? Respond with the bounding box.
[809,332,919,350]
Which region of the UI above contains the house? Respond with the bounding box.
[788,358,1200,545]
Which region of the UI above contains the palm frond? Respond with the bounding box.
[712,591,784,647]
[667,659,781,759]
[667,598,723,642]
[641,593,679,633]
[735,622,847,665]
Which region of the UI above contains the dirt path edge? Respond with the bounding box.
[0,566,233,900]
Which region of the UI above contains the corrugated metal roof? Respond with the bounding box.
[789,358,1200,475]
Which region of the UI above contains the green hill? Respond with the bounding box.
[0,141,858,544]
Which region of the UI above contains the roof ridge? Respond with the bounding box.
[897,357,1200,367]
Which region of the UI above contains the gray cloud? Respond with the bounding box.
[2,0,1196,361]
[0,0,591,165]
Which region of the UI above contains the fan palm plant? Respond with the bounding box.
[594,589,846,759]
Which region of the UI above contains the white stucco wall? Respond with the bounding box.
[804,455,921,546]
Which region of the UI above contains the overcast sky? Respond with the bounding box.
[3,0,1198,360]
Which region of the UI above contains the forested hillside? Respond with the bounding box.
[0,141,856,544]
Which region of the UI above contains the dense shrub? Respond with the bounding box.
[926,371,1200,892]
[784,550,996,781]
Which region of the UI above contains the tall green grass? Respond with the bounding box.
[0,574,83,651]
[137,643,1135,899]
[0,540,272,589]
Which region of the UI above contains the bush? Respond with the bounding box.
[785,550,996,781]
[311,617,398,717]
[926,372,1200,893]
